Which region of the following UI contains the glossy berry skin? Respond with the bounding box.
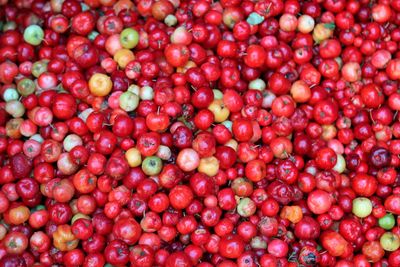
[1,1,400,266]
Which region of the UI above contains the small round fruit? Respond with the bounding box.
[352,197,373,218]
[125,147,142,167]
[89,73,113,97]
[177,148,200,172]
[380,232,400,252]
[208,99,230,123]
[378,214,395,230]
[307,190,332,215]
[298,14,315,33]
[198,156,219,177]
[120,28,140,49]
[120,91,139,112]
[142,156,163,176]
[24,25,44,46]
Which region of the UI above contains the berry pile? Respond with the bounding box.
[0,0,400,266]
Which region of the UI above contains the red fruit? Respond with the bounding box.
[384,194,400,215]
[360,84,384,108]
[3,1,400,264]
[112,218,142,245]
[351,173,378,197]
[165,252,192,267]
[169,185,194,210]
[223,89,243,113]
[165,44,190,67]
[307,189,332,214]
[315,147,337,170]
[10,153,32,179]
[362,241,385,263]
[244,45,266,68]
[219,234,245,259]
[321,230,348,257]
[129,245,154,267]
[313,99,339,125]
[232,119,253,142]
[294,216,320,240]
[52,93,77,120]
[0,61,18,84]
